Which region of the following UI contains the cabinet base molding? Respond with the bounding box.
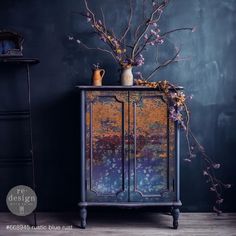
[78,201,182,207]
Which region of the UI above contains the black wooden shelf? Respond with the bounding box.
[0,110,30,120]
[0,57,40,64]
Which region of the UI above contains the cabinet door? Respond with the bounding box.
[85,91,129,202]
[129,91,176,202]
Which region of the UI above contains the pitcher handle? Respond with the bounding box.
[100,69,105,79]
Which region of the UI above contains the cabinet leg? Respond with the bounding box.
[80,207,87,229]
[171,207,180,229]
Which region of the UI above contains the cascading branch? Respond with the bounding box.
[135,79,232,214]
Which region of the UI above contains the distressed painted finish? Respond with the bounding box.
[85,91,129,202]
[85,89,176,203]
[129,91,175,202]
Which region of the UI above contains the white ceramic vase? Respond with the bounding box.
[121,67,133,86]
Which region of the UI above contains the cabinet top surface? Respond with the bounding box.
[76,85,183,91]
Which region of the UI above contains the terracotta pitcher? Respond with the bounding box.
[92,68,105,86]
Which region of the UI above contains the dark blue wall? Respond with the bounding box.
[0,0,235,212]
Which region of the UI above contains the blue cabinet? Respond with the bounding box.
[77,86,181,229]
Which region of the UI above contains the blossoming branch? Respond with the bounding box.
[70,0,194,80]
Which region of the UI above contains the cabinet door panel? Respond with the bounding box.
[85,91,129,202]
[129,91,175,202]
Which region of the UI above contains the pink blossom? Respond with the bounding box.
[225,184,231,188]
[135,72,143,80]
[134,54,145,67]
[212,163,221,169]
[86,12,91,22]
[150,29,157,35]
[216,198,224,204]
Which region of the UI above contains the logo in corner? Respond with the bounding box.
[6,185,37,216]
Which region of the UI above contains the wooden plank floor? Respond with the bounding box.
[0,212,236,236]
